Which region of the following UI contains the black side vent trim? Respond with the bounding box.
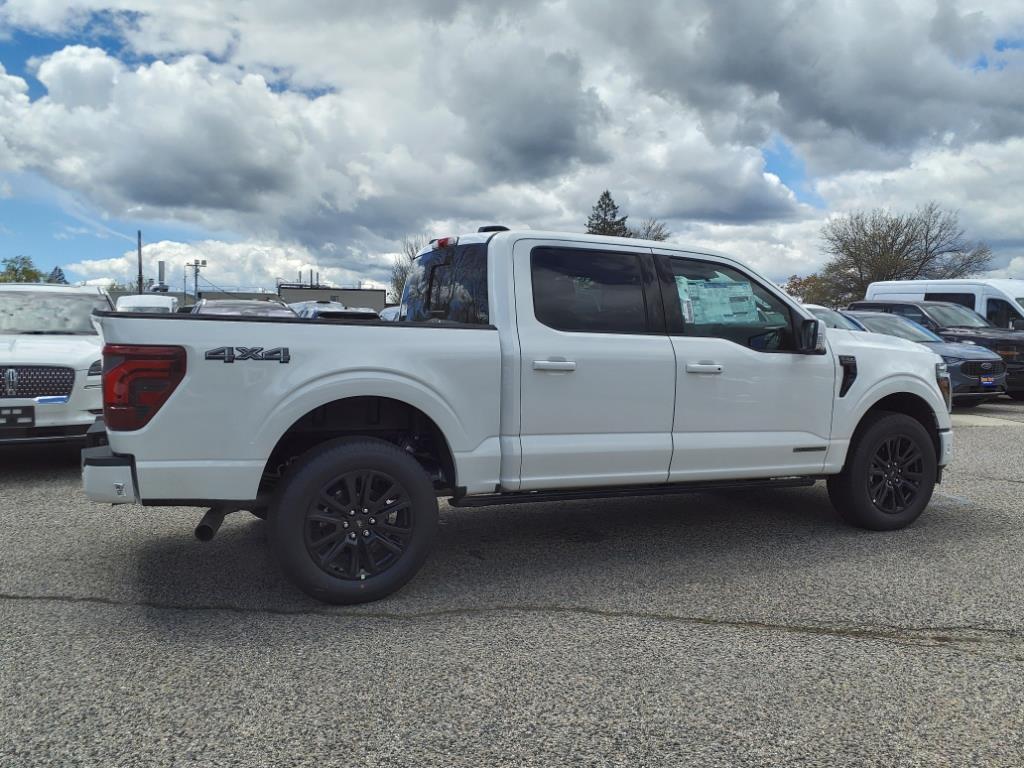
[839,355,857,397]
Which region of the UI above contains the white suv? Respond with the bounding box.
[0,283,112,445]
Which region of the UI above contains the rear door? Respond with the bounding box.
[514,238,675,490]
[654,250,835,480]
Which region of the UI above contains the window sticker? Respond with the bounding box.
[674,276,695,323]
[675,276,757,325]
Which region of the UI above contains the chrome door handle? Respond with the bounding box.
[685,362,723,374]
[533,360,577,372]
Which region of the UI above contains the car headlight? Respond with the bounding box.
[87,359,102,377]
[941,356,962,365]
[936,362,952,412]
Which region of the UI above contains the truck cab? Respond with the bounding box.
[83,230,954,604]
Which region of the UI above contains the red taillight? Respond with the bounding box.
[103,344,186,431]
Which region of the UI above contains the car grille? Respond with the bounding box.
[961,360,1006,377]
[0,366,75,399]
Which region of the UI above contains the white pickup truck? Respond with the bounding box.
[83,229,953,604]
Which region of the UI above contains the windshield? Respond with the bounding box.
[926,303,990,328]
[123,305,171,314]
[808,306,861,331]
[0,290,109,334]
[855,313,944,342]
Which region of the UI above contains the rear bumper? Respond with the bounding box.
[81,420,138,503]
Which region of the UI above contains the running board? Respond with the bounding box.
[448,476,818,508]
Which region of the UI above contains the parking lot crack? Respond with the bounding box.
[1,590,1022,661]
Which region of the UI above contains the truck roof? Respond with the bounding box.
[417,229,742,264]
[870,278,1024,292]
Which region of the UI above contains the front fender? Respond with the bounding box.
[843,374,951,439]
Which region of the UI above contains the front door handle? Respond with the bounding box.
[685,362,723,374]
[533,360,577,372]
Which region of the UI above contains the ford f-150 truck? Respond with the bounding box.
[82,230,954,604]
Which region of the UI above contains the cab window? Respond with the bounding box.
[530,247,649,334]
[659,256,795,351]
[985,298,1024,329]
[400,243,489,324]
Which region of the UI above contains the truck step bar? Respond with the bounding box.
[448,476,818,508]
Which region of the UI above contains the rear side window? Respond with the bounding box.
[924,292,976,310]
[889,304,927,323]
[530,247,647,334]
[401,243,489,324]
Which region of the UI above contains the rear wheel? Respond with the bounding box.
[827,411,936,531]
[268,438,438,604]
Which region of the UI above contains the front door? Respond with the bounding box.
[654,250,836,481]
[514,239,676,490]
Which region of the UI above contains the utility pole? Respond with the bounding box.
[136,230,143,295]
[185,259,207,303]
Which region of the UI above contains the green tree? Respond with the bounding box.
[585,190,630,237]
[818,202,991,304]
[389,234,428,303]
[782,273,843,307]
[0,255,43,283]
[47,266,69,284]
[628,217,671,241]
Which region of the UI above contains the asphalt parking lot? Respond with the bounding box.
[2,405,1024,767]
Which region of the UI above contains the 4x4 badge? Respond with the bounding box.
[204,347,290,364]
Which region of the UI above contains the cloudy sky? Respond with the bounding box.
[0,0,1023,293]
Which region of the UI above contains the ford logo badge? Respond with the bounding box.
[981,362,992,370]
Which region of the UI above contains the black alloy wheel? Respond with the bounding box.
[867,434,924,514]
[826,411,937,531]
[305,470,414,580]
[269,437,438,604]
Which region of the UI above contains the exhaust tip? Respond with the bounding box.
[194,508,226,542]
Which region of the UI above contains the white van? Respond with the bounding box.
[864,279,1024,329]
[115,294,178,314]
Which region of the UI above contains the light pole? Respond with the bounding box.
[185,259,207,302]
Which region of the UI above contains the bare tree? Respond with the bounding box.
[818,202,991,305]
[628,217,671,241]
[389,234,428,303]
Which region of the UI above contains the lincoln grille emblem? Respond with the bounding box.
[3,369,16,397]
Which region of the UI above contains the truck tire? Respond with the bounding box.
[1007,391,1024,401]
[826,411,936,531]
[268,437,438,604]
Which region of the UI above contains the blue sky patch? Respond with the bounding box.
[761,137,824,208]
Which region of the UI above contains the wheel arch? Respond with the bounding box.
[258,387,463,497]
[847,391,942,469]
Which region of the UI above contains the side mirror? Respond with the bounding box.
[1012,319,1024,331]
[798,318,826,355]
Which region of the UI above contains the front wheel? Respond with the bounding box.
[1007,391,1024,402]
[268,438,438,604]
[827,411,937,531]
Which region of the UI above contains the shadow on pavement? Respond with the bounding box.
[130,485,876,635]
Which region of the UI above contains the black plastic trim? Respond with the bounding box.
[449,476,818,507]
[793,446,827,453]
[81,444,132,468]
[838,355,858,397]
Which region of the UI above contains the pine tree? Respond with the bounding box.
[47,266,69,284]
[585,190,630,237]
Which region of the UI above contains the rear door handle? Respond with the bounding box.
[685,362,723,374]
[533,360,577,372]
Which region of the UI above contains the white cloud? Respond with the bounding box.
[65,238,391,290]
[0,0,1022,287]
